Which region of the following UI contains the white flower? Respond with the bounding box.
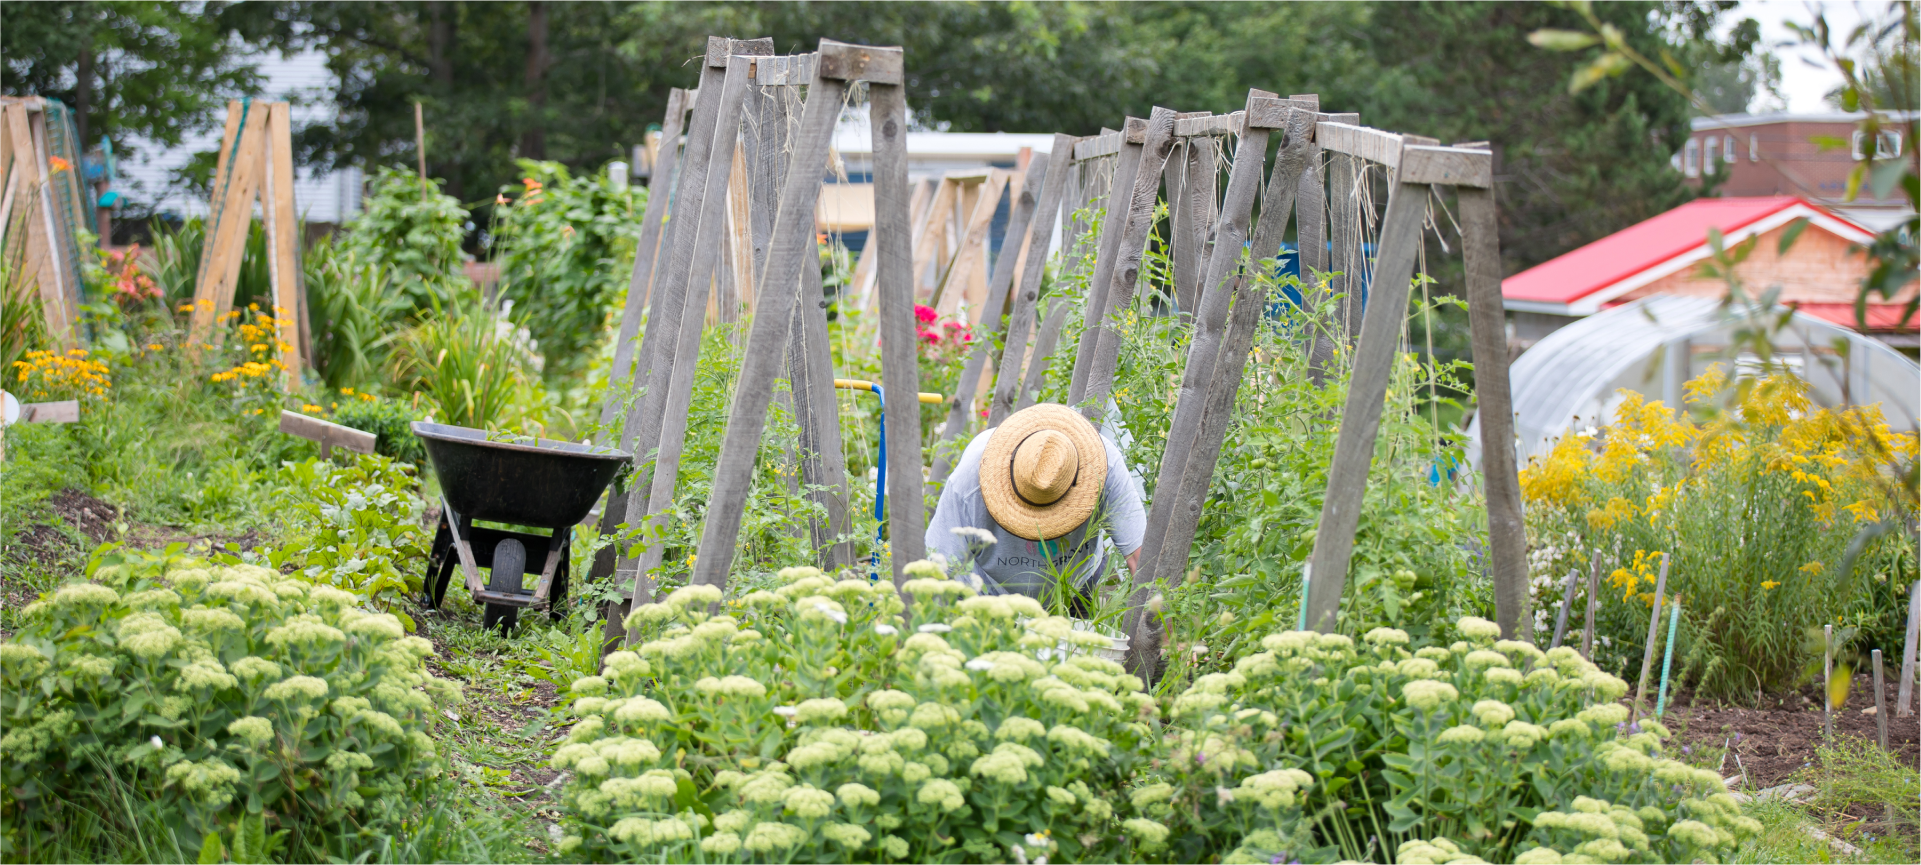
[918,623,952,634]
[150,735,164,750]
[813,603,848,625]
[951,526,996,548]
[874,624,899,636]
[966,657,995,671]
[772,706,798,718]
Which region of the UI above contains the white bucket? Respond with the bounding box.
[1070,617,1129,664]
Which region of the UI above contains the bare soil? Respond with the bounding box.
[1665,673,1921,788]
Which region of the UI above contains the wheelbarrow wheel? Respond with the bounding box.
[484,538,527,634]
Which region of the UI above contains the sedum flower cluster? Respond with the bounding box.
[1161,618,1760,864]
[551,562,1168,863]
[0,549,454,849]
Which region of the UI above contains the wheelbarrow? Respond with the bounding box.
[832,379,943,580]
[413,421,631,632]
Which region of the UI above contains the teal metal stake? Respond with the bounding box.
[1297,563,1312,631]
[1655,598,1681,718]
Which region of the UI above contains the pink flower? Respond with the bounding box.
[914,304,938,324]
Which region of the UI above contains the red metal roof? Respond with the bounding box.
[1502,196,1862,306]
[1786,302,1920,332]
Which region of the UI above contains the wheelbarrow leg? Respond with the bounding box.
[549,535,571,623]
[483,538,526,635]
[424,512,455,609]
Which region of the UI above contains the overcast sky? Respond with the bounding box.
[1737,0,1879,112]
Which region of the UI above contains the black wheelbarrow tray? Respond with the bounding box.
[412,421,630,631]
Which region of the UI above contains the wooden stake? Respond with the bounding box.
[1079,107,1179,416]
[686,39,899,593]
[414,101,429,199]
[869,74,922,581]
[1067,117,1147,404]
[1899,579,1918,716]
[1301,173,1428,632]
[988,135,1073,426]
[621,50,762,607]
[1581,551,1603,659]
[1824,622,1834,740]
[1631,555,1669,722]
[263,103,306,385]
[589,87,691,588]
[1873,648,1887,750]
[1550,568,1580,650]
[613,37,770,607]
[1131,93,1294,600]
[1014,302,1071,413]
[929,156,1048,483]
[1459,182,1529,640]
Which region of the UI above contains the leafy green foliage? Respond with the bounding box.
[1161,621,1762,864]
[329,394,427,465]
[491,159,644,381]
[389,300,541,431]
[338,166,470,305]
[260,456,430,627]
[551,564,1173,863]
[301,237,415,393]
[0,549,455,861]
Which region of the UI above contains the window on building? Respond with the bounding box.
[1850,131,1902,159]
[1724,136,1737,163]
[1749,134,1759,161]
[1684,138,1700,177]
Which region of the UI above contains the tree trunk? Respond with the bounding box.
[520,1,549,160]
[427,2,454,88]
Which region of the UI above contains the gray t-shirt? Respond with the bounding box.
[925,425,1146,598]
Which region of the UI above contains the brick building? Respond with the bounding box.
[1680,112,1916,230]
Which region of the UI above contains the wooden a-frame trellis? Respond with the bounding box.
[0,97,85,350]
[185,99,308,388]
[584,38,910,639]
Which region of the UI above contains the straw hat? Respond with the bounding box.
[981,403,1107,541]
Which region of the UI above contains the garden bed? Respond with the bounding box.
[1666,675,1921,788]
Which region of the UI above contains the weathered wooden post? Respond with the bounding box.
[929,155,1048,483]
[1581,551,1603,659]
[1631,554,1669,722]
[687,40,905,592]
[987,135,1074,426]
[1067,118,1147,405]
[1078,108,1179,417]
[616,42,772,617]
[1550,568,1580,650]
[1872,648,1888,749]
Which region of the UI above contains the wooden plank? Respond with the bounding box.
[21,400,79,423]
[816,39,903,85]
[263,104,305,386]
[1292,96,1327,321]
[191,105,270,349]
[1461,184,1530,638]
[1072,132,1123,161]
[2,104,71,349]
[24,106,77,348]
[1631,557,1670,721]
[601,88,689,432]
[870,79,923,582]
[1126,251,1270,677]
[1173,112,1241,138]
[277,409,376,455]
[683,40,860,596]
[929,156,1048,484]
[1317,121,1404,168]
[721,136,754,321]
[790,228,854,568]
[1066,118,1147,404]
[750,53,817,86]
[1549,568,1580,649]
[1400,144,1493,188]
[932,168,1008,313]
[1014,301,1071,413]
[988,134,1073,426]
[1174,134,1220,318]
[622,51,760,602]
[612,37,765,604]
[909,178,959,300]
[1078,107,1180,416]
[1129,91,1287,629]
[1581,551,1603,658]
[1302,173,1428,632]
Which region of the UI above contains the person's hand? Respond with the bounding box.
[1125,549,1140,574]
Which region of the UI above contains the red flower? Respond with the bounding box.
[913,304,938,324]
